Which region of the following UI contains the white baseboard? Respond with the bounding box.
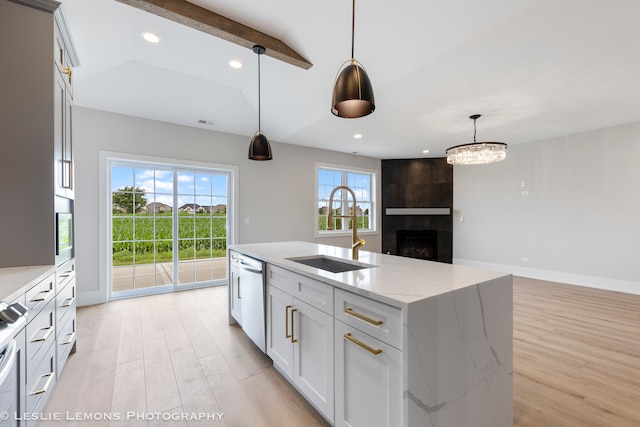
[452,258,640,296]
[77,290,107,307]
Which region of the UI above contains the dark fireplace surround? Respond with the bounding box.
[382,158,453,264]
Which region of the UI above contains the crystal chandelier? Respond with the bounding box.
[446,114,507,165]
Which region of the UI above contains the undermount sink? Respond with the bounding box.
[287,255,376,273]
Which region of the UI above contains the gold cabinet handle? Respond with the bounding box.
[32,326,54,343]
[344,333,382,355]
[60,66,72,77]
[237,277,241,299]
[290,309,298,343]
[61,297,75,308]
[345,308,383,326]
[285,305,292,339]
[30,372,55,395]
[30,288,53,303]
[61,332,76,345]
[62,159,73,189]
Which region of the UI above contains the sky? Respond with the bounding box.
[112,166,228,208]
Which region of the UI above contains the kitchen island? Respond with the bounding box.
[229,241,512,427]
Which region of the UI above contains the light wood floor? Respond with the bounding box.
[39,277,640,426]
[513,277,640,426]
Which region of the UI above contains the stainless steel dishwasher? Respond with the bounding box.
[237,255,266,353]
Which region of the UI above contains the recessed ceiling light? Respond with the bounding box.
[142,32,160,43]
[422,149,430,154]
[353,133,363,139]
[229,60,243,69]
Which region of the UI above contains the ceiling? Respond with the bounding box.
[59,0,640,159]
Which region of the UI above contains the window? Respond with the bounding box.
[109,159,233,298]
[317,164,376,234]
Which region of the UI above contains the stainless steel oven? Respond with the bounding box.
[0,302,27,427]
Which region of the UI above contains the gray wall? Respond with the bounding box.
[453,121,640,294]
[74,107,381,305]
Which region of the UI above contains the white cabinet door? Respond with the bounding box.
[54,69,65,198]
[292,299,334,423]
[334,320,402,427]
[266,285,293,379]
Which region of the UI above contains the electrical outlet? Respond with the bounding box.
[521,257,530,263]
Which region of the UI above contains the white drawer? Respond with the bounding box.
[335,289,402,350]
[25,272,55,316]
[267,264,293,293]
[56,258,75,289]
[57,314,76,376]
[26,298,56,364]
[56,277,76,326]
[292,273,333,315]
[26,339,56,417]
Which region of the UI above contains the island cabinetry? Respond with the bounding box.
[266,265,334,423]
[230,242,513,427]
[334,289,402,427]
[228,251,241,324]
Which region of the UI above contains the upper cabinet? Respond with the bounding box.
[0,0,79,268]
[53,3,77,199]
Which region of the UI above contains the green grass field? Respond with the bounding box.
[112,212,227,265]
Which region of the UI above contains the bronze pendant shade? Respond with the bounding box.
[331,0,375,118]
[248,130,272,160]
[248,45,273,160]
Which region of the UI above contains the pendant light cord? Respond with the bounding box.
[351,0,355,59]
[473,117,477,143]
[257,51,261,131]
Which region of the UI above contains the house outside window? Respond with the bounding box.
[316,164,376,235]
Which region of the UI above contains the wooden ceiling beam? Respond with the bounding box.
[116,0,312,69]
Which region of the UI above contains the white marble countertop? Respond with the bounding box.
[230,241,510,308]
[0,265,55,303]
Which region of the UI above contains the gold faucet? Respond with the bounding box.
[327,185,366,260]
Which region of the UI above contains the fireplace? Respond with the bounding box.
[396,230,438,261]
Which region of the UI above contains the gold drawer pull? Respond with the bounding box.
[32,326,54,343]
[290,309,298,343]
[30,372,55,395]
[61,297,75,308]
[62,332,76,345]
[345,308,383,326]
[30,289,52,303]
[62,159,73,189]
[60,66,72,77]
[285,305,292,339]
[344,333,382,355]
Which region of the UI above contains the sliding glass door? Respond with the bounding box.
[110,160,232,298]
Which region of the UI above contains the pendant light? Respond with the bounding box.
[446,114,507,165]
[331,0,375,118]
[248,45,273,160]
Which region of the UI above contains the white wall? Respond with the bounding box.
[453,121,640,295]
[74,107,381,305]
